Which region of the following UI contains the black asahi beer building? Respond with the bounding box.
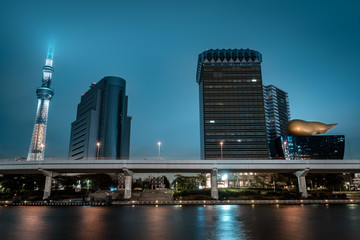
[196,49,269,160]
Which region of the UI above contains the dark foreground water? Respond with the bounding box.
[1,205,360,240]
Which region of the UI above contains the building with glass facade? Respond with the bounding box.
[68,76,131,160]
[263,85,290,158]
[279,135,345,160]
[196,49,269,159]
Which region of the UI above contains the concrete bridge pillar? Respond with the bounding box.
[211,168,219,200]
[39,169,59,200]
[294,169,309,198]
[123,169,133,199]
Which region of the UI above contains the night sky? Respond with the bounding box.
[0,0,359,160]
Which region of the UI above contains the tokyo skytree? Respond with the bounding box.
[27,44,55,161]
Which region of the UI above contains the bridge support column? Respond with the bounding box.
[211,168,218,200]
[39,169,59,200]
[123,169,133,199]
[294,169,309,198]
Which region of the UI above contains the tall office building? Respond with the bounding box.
[263,85,290,158]
[196,49,269,159]
[27,45,55,161]
[68,76,131,160]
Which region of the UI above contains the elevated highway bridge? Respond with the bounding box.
[1,159,359,200]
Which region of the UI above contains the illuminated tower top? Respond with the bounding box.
[42,43,54,88]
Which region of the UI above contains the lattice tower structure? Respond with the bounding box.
[27,45,54,161]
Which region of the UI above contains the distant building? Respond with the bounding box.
[279,135,345,160]
[196,49,269,159]
[263,85,290,158]
[68,76,131,160]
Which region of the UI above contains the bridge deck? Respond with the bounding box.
[1,159,360,174]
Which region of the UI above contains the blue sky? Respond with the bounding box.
[0,0,359,159]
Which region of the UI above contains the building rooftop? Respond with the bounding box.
[196,48,262,83]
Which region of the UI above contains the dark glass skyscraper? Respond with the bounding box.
[196,49,269,159]
[68,76,131,160]
[263,85,290,158]
[279,135,345,160]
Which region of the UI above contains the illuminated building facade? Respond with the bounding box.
[68,76,131,160]
[27,45,55,161]
[263,85,290,158]
[279,135,345,160]
[197,49,269,159]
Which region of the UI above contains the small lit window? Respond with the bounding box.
[236,139,242,143]
[209,120,215,123]
[251,79,257,82]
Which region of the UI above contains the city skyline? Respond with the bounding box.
[0,1,359,159]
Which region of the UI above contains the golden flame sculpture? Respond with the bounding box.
[286,119,337,136]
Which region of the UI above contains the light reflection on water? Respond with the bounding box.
[0,205,360,240]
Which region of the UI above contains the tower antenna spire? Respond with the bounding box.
[47,41,54,60]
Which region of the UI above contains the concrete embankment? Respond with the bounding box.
[0,199,359,206]
[113,199,360,205]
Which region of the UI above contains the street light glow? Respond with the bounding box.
[96,142,101,160]
[220,141,224,160]
[157,141,161,160]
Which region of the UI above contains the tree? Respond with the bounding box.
[196,174,207,186]
[172,174,202,190]
[55,176,79,191]
[0,175,23,192]
[306,173,344,190]
[22,175,45,191]
[81,174,115,190]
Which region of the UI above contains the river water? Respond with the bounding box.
[0,205,359,240]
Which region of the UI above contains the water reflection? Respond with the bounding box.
[214,205,247,240]
[76,207,108,239]
[1,205,360,240]
[11,207,49,240]
[270,206,314,240]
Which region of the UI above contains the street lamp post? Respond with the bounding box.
[220,141,224,160]
[96,142,101,160]
[157,141,161,160]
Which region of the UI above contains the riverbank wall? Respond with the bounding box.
[0,199,359,206]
